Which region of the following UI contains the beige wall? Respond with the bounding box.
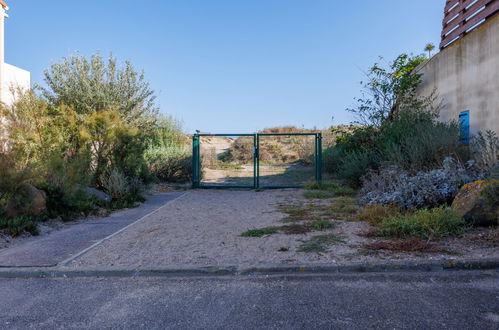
[416,16,499,135]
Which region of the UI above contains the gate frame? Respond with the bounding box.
[192,132,322,189]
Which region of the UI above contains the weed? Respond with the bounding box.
[216,163,244,170]
[303,181,332,190]
[319,197,360,220]
[363,239,445,253]
[278,247,289,252]
[355,204,402,226]
[277,203,320,222]
[303,181,357,197]
[378,206,469,239]
[279,224,311,235]
[303,190,335,199]
[278,197,360,223]
[241,227,278,237]
[297,234,345,253]
[309,219,334,231]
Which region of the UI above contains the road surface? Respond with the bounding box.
[0,271,497,329]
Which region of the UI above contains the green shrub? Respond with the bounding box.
[102,169,130,201]
[337,150,380,186]
[146,147,192,182]
[0,214,40,237]
[480,180,499,225]
[0,154,33,201]
[378,207,468,239]
[322,146,343,174]
[326,109,467,186]
[38,183,97,221]
[379,110,467,171]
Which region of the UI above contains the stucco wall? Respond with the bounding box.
[1,62,30,106]
[416,15,499,134]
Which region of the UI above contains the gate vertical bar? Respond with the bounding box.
[317,133,323,182]
[253,134,257,189]
[256,134,260,189]
[314,134,319,182]
[192,134,200,188]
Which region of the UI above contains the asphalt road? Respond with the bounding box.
[0,271,498,329]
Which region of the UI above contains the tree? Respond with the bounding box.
[424,43,435,58]
[347,54,428,127]
[40,53,158,128]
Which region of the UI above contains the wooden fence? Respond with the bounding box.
[441,0,499,48]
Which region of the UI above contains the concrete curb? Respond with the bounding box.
[239,259,499,275]
[0,259,497,278]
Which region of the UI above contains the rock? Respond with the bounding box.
[5,183,47,217]
[452,180,498,227]
[75,184,112,202]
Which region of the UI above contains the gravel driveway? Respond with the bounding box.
[65,189,498,270]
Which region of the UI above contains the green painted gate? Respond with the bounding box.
[192,133,322,189]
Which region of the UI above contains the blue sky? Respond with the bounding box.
[6,0,445,133]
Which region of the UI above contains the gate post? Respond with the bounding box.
[192,134,200,188]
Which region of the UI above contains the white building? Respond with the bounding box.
[0,0,30,107]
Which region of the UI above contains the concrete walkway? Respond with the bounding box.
[0,192,185,268]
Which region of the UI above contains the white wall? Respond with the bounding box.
[1,62,30,106]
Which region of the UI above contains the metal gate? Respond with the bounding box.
[192,133,322,189]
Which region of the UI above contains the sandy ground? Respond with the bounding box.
[66,190,499,270]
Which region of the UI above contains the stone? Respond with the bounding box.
[452,180,498,227]
[75,185,112,202]
[5,183,47,217]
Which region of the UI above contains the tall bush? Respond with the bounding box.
[326,53,469,186]
[2,53,188,202]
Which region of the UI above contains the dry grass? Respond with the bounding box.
[319,197,360,220]
[297,234,346,253]
[302,181,357,200]
[279,224,312,235]
[278,197,360,223]
[363,238,452,254]
[355,204,402,226]
[277,203,321,222]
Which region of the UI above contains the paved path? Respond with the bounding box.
[0,192,185,267]
[0,271,497,329]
